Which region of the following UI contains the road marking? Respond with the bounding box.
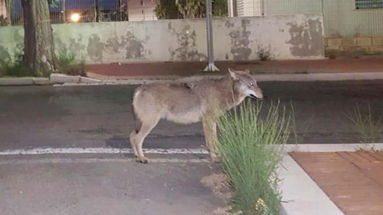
[0,147,209,156]
[0,157,210,165]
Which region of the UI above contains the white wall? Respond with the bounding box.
[0,15,325,64]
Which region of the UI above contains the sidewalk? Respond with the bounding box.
[85,57,383,80]
[0,157,226,215]
[291,151,383,215]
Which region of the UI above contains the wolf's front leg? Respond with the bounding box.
[202,117,219,162]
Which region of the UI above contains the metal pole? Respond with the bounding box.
[62,0,66,23]
[204,0,219,72]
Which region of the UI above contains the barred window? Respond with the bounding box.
[355,0,383,9]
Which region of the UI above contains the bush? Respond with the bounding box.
[0,53,30,77]
[346,104,383,143]
[57,49,86,76]
[217,101,290,215]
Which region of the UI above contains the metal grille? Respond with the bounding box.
[5,0,129,25]
[355,0,383,9]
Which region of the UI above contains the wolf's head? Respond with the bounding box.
[228,68,263,99]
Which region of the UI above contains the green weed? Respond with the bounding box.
[346,104,383,143]
[57,49,86,76]
[217,101,290,215]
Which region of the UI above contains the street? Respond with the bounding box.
[1,80,383,151]
[1,80,383,215]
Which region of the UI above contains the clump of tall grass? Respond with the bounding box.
[0,52,29,77]
[57,48,86,76]
[217,101,290,215]
[346,104,383,143]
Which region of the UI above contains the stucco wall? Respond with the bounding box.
[264,0,322,17]
[0,15,324,64]
[262,0,383,38]
[323,0,383,37]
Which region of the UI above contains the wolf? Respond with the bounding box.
[130,69,263,163]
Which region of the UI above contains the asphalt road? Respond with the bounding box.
[1,80,383,152]
[1,80,383,215]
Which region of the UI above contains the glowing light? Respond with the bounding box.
[70,13,81,23]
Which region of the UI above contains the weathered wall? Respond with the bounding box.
[261,0,383,55]
[0,15,324,64]
[263,0,383,37]
[264,0,322,17]
[322,0,383,54]
[323,0,383,37]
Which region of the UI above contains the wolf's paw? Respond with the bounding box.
[210,154,220,163]
[136,157,149,164]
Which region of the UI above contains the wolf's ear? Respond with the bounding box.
[228,68,239,80]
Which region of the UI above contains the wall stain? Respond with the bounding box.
[56,36,86,60]
[225,20,235,28]
[0,46,11,64]
[87,34,104,61]
[287,18,323,57]
[168,24,207,61]
[105,36,122,53]
[125,31,146,59]
[68,36,86,56]
[104,31,147,59]
[228,19,252,61]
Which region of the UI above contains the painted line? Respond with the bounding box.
[1,144,382,156]
[279,155,345,215]
[0,147,209,156]
[0,157,209,165]
[285,143,383,152]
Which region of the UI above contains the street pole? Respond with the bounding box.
[204,0,219,72]
[62,0,66,23]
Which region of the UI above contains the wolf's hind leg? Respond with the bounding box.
[133,117,161,164]
[202,117,219,162]
[129,128,140,157]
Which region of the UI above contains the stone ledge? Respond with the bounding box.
[0,77,51,86]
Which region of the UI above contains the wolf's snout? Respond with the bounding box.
[251,88,263,100]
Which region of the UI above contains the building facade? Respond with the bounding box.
[127,0,159,21]
[231,0,383,54]
[0,0,6,18]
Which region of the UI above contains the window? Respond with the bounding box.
[355,0,383,9]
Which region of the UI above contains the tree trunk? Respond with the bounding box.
[5,0,12,25]
[21,0,56,77]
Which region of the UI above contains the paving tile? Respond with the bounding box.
[291,152,383,215]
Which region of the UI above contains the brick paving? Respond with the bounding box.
[291,151,383,215]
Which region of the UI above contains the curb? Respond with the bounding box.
[0,77,50,86]
[0,74,101,86]
[281,143,383,215]
[279,155,345,215]
[64,71,383,86]
[50,73,101,84]
[285,143,383,152]
[2,71,383,87]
